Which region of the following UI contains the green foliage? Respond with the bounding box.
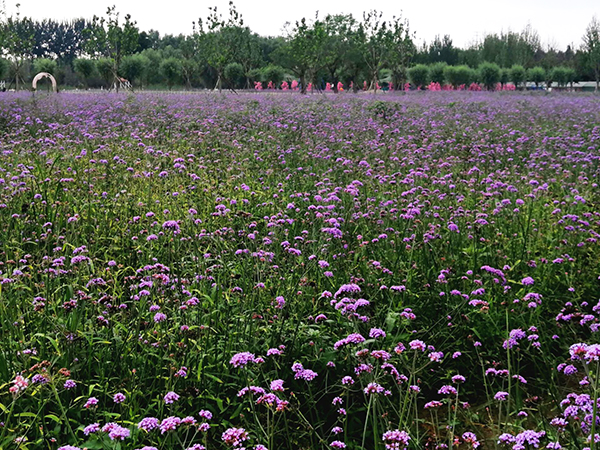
[408,64,429,88]
[527,66,545,87]
[159,57,181,89]
[510,64,526,89]
[429,61,447,84]
[500,68,511,86]
[120,54,148,85]
[0,58,9,79]
[195,1,246,91]
[224,62,245,88]
[444,64,473,87]
[86,6,139,89]
[480,25,540,68]
[277,16,324,93]
[96,57,114,85]
[73,58,96,82]
[33,58,57,75]
[478,62,501,90]
[582,16,600,89]
[262,64,285,85]
[0,5,35,89]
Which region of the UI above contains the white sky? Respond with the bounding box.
[9,0,599,50]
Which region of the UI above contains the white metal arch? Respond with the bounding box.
[32,72,57,92]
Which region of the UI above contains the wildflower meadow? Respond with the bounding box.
[0,91,599,450]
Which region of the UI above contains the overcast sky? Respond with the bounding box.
[9,0,599,50]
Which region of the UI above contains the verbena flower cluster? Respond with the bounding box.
[0,91,599,449]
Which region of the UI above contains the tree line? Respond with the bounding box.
[1,2,599,91]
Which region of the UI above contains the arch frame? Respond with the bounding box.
[32,72,58,92]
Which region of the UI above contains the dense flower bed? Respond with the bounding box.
[0,91,599,450]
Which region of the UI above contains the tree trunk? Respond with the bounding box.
[300,75,307,94]
[215,71,222,93]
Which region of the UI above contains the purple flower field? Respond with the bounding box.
[0,91,599,450]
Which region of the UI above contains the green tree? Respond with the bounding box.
[429,62,446,84]
[386,15,415,90]
[499,68,510,87]
[478,62,501,90]
[551,66,567,87]
[320,14,357,92]
[0,58,9,80]
[510,64,526,89]
[408,64,429,88]
[86,6,139,91]
[565,67,577,88]
[262,64,285,87]
[277,17,322,94]
[527,66,545,88]
[120,54,147,87]
[1,5,35,90]
[196,1,244,91]
[159,57,181,89]
[444,65,473,88]
[356,10,395,91]
[582,16,600,91]
[140,48,162,85]
[73,58,95,86]
[224,62,244,89]
[33,58,57,75]
[96,57,114,86]
[428,34,458,65]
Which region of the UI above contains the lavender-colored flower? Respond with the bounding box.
[409,340,426,351]
[494,391,509,401]
[83,423,100,435]
[160,416,181,434]
[84,397,98,408]
[382,430,410,450]
[138,417,160,431]
[113,392,126,404]
[369,328,386,339]
[230,352,256,368]
[164,391,180,404]
[198,410,213,420]
[222,427,248,447]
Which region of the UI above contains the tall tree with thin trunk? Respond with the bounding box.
[85,6,139,92]
[582,16,600,92]
[0,4,35,90]
[196,1,244,92]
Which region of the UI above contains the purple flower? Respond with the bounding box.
[369,328,386,339]
[438,385,458,395]
[160,416,181,433]
[452,375,466,384]
[84,397,98,408]
[230,352,256,368]
[222,427,248,447]
[494,391,509,401]
[108,425,130,440]
[382,430,410,450]
[83,423,100,435]
[113,392,126,404]
[164,391,180,404]
[138,417,160,431]
[409,340,426,351]
[154,312,167,323]
[522,276,535,286]
[198,410,213,420]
